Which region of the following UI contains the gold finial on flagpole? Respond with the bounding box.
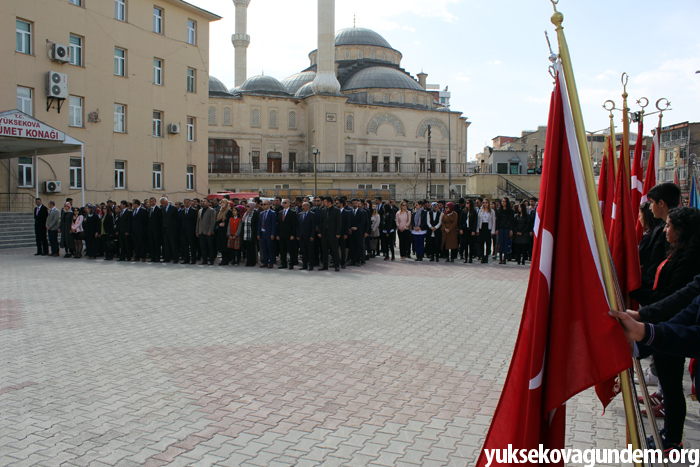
[621,73,631,183]
[604,100,619,175]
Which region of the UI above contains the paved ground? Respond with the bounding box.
[1,248,698,466]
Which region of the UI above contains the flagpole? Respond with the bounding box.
[604,101,619,176]
[621,73,631,183]
[549,1,643,454]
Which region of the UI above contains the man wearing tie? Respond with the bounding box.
[180,198,198,264]
[276,199,298,269]
[196,198,216,265]
[34,198,49,256]
[348,198,366,267]
[131,199,148,262]
[257,200,277,268]
[160,196,180,263]
[297,201,317,270]
[319,197,341,271]
[115,200,132,261]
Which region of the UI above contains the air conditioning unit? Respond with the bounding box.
[46,72,68,99]
[44,181,62,193]
[168,124,180,134]
[51,43,70,63]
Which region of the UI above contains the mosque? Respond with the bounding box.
[207,0,470,200]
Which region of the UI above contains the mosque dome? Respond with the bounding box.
[335,28,392,49]
[237,74,290,96]
[342,66,424,91]
[209,76,231,94]
[294,82,314,99]
[282,71,316,95]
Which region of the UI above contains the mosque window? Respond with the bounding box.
[345,114,354,133]
[381,53,386,61]
[370,51,375,59]
[412,96,417,104]
[358,50,363,59]
[345,50,350,59]
[288,111,297,129]
[208,106,216,126]
[398,94,404,104]
[251,108,260,127]
[383,94,389,103]
[367,94,373,104]
[223,107,232,126]
[269,109,278,128]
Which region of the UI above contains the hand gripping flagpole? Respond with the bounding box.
[549,0,644,455]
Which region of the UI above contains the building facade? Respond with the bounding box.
[657,122,700,194]
[1,0,220,209]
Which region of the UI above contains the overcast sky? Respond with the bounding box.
[192,0,700,160]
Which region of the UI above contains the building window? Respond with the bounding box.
[383,94,389,103]
[381,53,386,61]
[16,86,32,116]
[370,51,375,59]
[153,111,162,137]
[153,163,163,190]
[208,106,217,125]
[186,166,195,190]
[114,104,126,133]
[69,158,82,189]
[367,94,373,104]
[345,154,353,172]
[394,157,401,172]
[383,156,390,172]
[223,107,232,126]
[398,94,404,104]
[496,163,508,174]
[186,67,196,92]
[344,50,350,59]
[187,20,196,45]
[419,157,426,172]
[186,116,195,141]
[441,159,447,173]
[114,47,126,76]
[69,96,83,127]
[16,20,31,54]
[69,0,82,5]
[115,161,126,189]
[251,108,260,127]
[69,34,83,66]
[153,58,163,85]
[153,7,163,33]
[289,152,296,170]
[345,114,354,132]
[252,151,260,170]
[115,0,126,21]
[18,157,33,188]
[358,50,363,59]
[288,111,297,129]
[269,109,278,128]
[358,184,373,190]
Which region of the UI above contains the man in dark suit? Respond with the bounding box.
[115,200,132,261]
[276,199,298,269]
[160,197,180,263]
[33,198,49,256]
[311,196,323,266]
[196,198,216,265]
[146,197,163,262]
[257,200,277,268]
[348,199,366,266]
[319,197,341,271]
[130,199,148,262]
[180,198,198,264]
[297,201,317,270]
[337,197,352,269]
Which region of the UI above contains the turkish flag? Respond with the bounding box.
[637,130,659,239]
[631,120,644,217]
[476,64,632,467]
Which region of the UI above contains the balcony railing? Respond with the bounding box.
[209,162,476,175]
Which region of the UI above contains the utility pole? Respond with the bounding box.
[427,125,432,200]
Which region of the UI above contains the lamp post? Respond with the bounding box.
[312,147,319,196]
[447,104,452,197]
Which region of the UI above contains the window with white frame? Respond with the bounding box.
[208,106,216,125]
[69,158,82,189]
[153,111,162,137]
[187,20,196,45]
[251,108,260,128]
[269,109,277,128]
[115,0,126,21]
[186,116,195,141]
[16,19,31,54]
[114,47,126,76]
[223,107,232,126]
[16,86,32,116]
[69,0,82,5]
[18,157,33,188]
[114,161,126,189]
[114,104,126,133]
[430,184,445,196]
[288,111,296,129]
[69,34,83,66]
[186,166,195,191]
[153,7,163,34]
[153,58,163,85]
[186,67,195,92]
[69,96,83,127]
[153,163,163,190]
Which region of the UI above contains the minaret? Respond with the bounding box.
[310,0,341,95]
[231,0,251,88]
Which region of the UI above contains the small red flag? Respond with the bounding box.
[476,65,632,467]
[637,130,659,239]
[631,120,644,215]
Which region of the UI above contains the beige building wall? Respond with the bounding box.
[0,0,219,208]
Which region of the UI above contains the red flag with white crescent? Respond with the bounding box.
[631,120,644,215]
[476,64,631,467]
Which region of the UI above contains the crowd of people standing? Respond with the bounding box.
[31,194,539,270]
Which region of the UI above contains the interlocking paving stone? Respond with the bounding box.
[2,248,699,466]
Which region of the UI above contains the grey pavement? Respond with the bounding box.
[1,248,698,466]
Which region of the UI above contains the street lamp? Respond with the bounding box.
[312,147,319,196]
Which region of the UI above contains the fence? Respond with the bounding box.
[209,162,474,175]
[0,193,36,212]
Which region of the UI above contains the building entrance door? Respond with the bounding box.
[267,152,282,173]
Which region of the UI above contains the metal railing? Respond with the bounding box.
[497,175,535,201]
[208,162,474,175]
[0,193,36,212]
